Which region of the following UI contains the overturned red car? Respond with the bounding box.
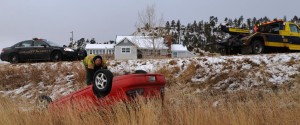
[36,69,166,110]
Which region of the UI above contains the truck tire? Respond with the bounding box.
[251,40,264,54]
[92,69,113,98]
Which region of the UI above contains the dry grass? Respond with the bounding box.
[0,85,299,125]
[1,60,300,124]
[0,61,85,90]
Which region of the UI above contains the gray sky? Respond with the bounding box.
[1,0,300,49]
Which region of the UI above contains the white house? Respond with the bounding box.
[171,44,196,58]
[85,44,115,58]
[115,36,169,60]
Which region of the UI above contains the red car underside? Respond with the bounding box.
[48,73,166,111]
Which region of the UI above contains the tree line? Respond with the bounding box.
[164,15,300,53]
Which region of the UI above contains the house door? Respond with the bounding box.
[173,52,178,58]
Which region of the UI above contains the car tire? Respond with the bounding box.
[51,51,62,62]
[251,40,264,54]
[92,69,113,98]
[9,53,19,64]
[134,70,147,74]
[36,95,52,111]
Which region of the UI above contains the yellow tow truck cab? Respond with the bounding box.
[220,20,300,54]
[244,20,300,51]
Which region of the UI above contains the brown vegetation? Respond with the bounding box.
[0,58,300,124]
[0,83,299,125]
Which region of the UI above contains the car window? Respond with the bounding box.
[290,24,299,33]
[18,40,33,47]
[44,41,59,46]
[33,41,47,47]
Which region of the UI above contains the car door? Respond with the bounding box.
[288,24,300,45]
[33,41,52,60]
[264,23,284,45]
[16,40,34,61]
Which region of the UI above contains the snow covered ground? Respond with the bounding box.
[0,53,300,103]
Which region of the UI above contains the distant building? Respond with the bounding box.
[171,44,196,58]
[85,44,115,59]
[84,36,196,60]
[115,36,168,60]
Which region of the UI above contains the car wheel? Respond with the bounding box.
[251,40,264,54]
[134,70,147,74]
[36,95,52,111]
[51,51,62,61]
[92,69,113,98]
[9,53,19,64]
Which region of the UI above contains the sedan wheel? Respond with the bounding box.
[95,73,108,90]
[51,51,62,61]
[92,69,113,98]
[10,54,19,64]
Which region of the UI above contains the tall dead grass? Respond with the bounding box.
[0,85,299,125]
[0,60,300,124]
[0,61,85,90]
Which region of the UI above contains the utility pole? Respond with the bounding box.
[70,31,74,48]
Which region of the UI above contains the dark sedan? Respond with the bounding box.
[0,38,77,63]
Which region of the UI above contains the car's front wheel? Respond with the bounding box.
[51,51,62,62]
[9,53,19,64]
[92,69,113,98]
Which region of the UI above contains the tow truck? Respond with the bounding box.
[218,20,300,54]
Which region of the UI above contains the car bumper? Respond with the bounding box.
[62,51,77,60]
[0,53,9,61]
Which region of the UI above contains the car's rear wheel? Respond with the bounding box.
[92,69,113,98]
[51,51,62,61]
[36,95,52,111]
[9,53,19,64]
[251,40,264,54]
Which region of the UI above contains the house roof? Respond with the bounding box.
[116,36,168,49]
[85,44,115,49]
[171,44,188,51]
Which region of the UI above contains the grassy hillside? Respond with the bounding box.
[0,54,300,124]
[0,84,299,125]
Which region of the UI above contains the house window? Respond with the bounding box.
[93,50,96,54]
[122,47,131,53]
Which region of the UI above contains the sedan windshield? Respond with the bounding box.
[45,40,59,47]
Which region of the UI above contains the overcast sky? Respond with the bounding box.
[1,0,300,49]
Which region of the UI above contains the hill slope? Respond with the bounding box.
[0,53,300,102]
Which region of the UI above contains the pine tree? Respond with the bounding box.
[224,17,228,22]
[198,21,203,31]
[90,38,96,44]
[171,20,176,28]
[247,18,252,29]
[176,20,181,32]
[209,16,216,27]
[234,18,238,27]
[165,21,170,30]
[252,17,257,26]
[238,16,244,27]
[293,15,298,23]
[187,23,191,31]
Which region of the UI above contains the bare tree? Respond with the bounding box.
[135,4,167,57]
